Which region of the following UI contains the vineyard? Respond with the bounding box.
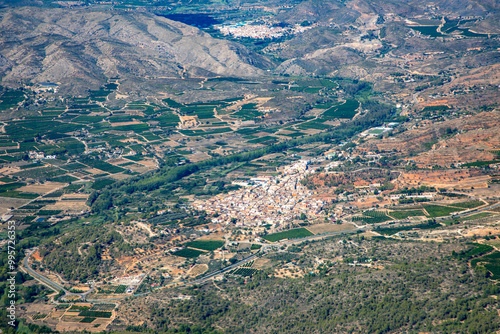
[232,268,258,277]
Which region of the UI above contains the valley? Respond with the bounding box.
[0,0,499,333]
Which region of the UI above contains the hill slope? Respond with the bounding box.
[0,7,273,94]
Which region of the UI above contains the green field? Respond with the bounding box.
[247,136,278,144]
[62,163,87,171]
[422,205,462,217]
[80,317,96,323]
[172,248,205,258]
[232,268,258,277]
[13,167,66,181]
[450,200,484,209]
[262,228,314,242]
[32,314,48,320]
[322,99,359,119]
[114,285,127,293]
[297,121,331,130]
[0,182,26,192]
[78,310,112,318]
[461,160,500,168]
[471,251,500,280]
[0,191,39,199]
[353,211,392,224]
[37,210,62,216]
[73,115,105,123]
[236,127,262,135]
[422,105,450,112]
[92,178,116,190]
[458,243,493,259]
[80,158,125,174]
[185,240,225,251]
[232,103,263,121]
[125,155,144,162]
[0,89,25,110]
[0,176,17,183]
[388,210,426,220]
[376,221,440,236]
[163,98,184,108]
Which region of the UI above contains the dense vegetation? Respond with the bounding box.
[38,226,131,282]
[116,239,500,333]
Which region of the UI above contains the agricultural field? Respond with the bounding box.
[352,211,392,224]
[1,2,500,333]
[185,240,225,251]
[375,221,441,235]
[449,200,485,209]
[262,228,314,242]
[78,310,112,318]
[471,251,500,280]
[422,205,462,218]
[232,268,258,276]
[172,248,206,258]
[322,99,359,120]
[388,210,427,220]
[460,212,495,221]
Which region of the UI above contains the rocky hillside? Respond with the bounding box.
[0,7,273,94]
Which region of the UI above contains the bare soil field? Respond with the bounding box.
[110,173,132,180]
[359,231,379,238]
[107,158,130,165]
[253,258,273,270]
[0,197,30,214]
[306,223,356,234]
[463,227,500,237]
[397,169,491,189]
[360,111,500,167]
[185,151,211,162]
[354,196,393,209]
[43,201,89,213]
[61,193,89,200]
[125,164,154,174]
[110,121,143,127]
[179,115,199,128]
[135,158,157,168]
[17,182,65,194]
[196,231,226,240]
[186,264,208,278]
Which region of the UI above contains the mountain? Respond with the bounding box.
[0,7,273,94]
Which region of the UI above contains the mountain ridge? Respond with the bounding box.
[0,7,273,94]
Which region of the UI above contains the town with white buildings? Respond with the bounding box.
[193,159,325,227]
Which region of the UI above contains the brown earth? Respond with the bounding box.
[360,111,500,167]
[17,182,65,194]
[186,264,209,278]
[306,223,356,234]
[397,169,491,189]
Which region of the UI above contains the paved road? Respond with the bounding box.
[22,252,67,293]
[22,250,95,301]
[182,225,369,286]
[436,201,500,221]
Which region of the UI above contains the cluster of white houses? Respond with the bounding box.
[193,160,325,227]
